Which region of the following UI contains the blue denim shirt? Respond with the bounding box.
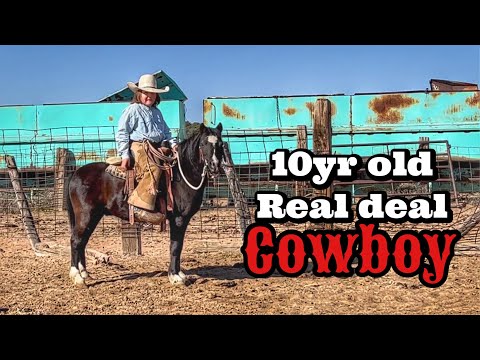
[116,103,177,159]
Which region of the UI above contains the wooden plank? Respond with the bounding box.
[313,99,332,199]
[5,155,41,250]
[313,99,333,230]
[121,220,142,255]
[54,148,76,211]
[54,148,67,211]
[295,125,308,197]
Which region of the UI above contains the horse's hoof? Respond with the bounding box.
[70,266,88,287]
[74,275,87,287]
[168,271,187,285]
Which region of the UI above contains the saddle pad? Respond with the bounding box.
[105,164,127,180]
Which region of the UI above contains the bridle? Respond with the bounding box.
[143,139,221,191]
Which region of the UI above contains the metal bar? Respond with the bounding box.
[445,141,459,207]
[333,140,450,148]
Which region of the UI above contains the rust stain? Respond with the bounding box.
[466,93,480,107]
[368,94,418,124]
[106,149,117,157]
[204,101,212,114]
[108,116,114,121]
[305,102,315,117]
[416,118,422,123]
[446,105,462,114]
[368,126,395,132]
[431,92,441,99]
[222,104,245,120]
[465,114,480,122]
[304,100,336,117]
[330,102,337,117]
[0,155,4,163]
[77,151,101,161]
[284,107,297,116]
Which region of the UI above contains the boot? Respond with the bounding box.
[132,206,165,225]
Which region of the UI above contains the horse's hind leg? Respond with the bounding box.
[70,208,103,286]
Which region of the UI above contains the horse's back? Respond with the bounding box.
[69,162,121,198]
[72,162,109,180]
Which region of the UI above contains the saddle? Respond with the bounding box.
[105,146,175,229]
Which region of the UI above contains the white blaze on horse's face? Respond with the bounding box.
[207,135,220,172]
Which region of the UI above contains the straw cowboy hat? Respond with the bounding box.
[127,74,170,94]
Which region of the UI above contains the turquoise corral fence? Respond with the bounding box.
[0,100,185,170]
[203,91,480,163]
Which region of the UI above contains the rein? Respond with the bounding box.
[143,140,209,192]
[142,140,176,211]
[176,148,209,191]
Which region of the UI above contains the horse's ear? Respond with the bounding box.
[199,123,206,133]
[216,122,223,133]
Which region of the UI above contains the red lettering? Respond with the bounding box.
[241,223,461,288]
[242,225,275,276]
[357,223,390,276]
[421,231,460,287]
[392,233,422,274]
[307,233,358,274]
[277,233,306,275]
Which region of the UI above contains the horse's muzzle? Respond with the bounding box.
[209,169,220,179]
[207,163,221,179]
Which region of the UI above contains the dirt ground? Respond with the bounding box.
[1,206,480,316]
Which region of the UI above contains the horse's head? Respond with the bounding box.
[198,122,224,178]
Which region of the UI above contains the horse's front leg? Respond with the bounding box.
[168,215,189,285]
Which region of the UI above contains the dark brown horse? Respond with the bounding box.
[66,123,224,286]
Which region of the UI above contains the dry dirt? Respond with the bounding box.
[1,207,480,316]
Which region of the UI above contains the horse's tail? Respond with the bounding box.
[66,173,75,232]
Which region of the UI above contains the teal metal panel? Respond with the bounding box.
[223,131,299,165]
[0,105,37,130]
[0,106,38,146]
[204,95,352,132]
[352,92,480,133]
[36,101,181,136]
[0,144,38,169]
[0,100,184,169]
[206,95,352,164]
[276,95,351,131]
[205,97,279,129]
[207,91,480,166]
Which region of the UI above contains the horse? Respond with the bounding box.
[66,122,225,287]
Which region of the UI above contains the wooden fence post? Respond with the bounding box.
[121,220,142,255]
[54,148,76,211]
[6,155,41,250]
[313,99,333,198]
[313,99,333,229]
[296,125,308,197]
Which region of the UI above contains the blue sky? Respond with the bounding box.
[0,45,479,123]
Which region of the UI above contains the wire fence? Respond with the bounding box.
[1,126,479,254]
